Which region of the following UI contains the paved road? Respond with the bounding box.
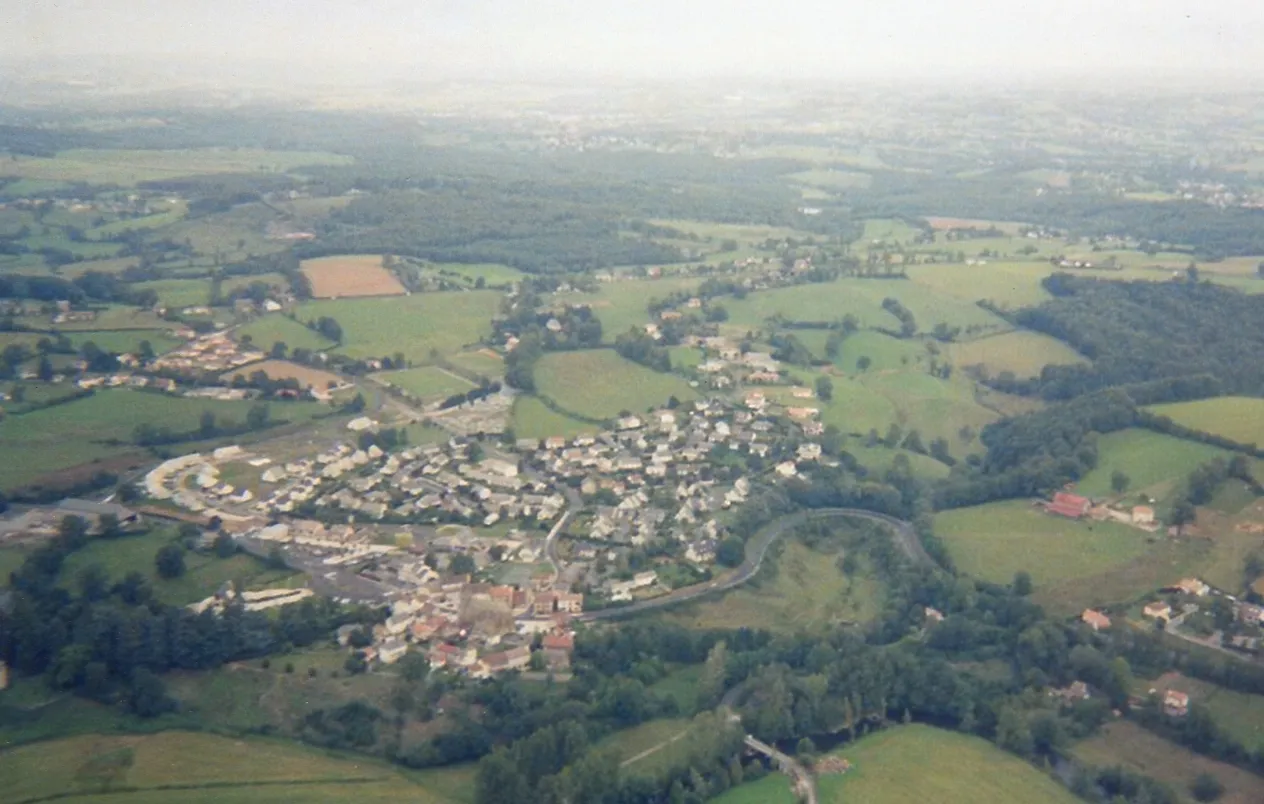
[579,507,933,622]
[744,734,818,804]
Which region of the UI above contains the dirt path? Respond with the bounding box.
[619,728,691,768]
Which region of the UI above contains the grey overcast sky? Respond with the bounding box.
[5,0,1262,82]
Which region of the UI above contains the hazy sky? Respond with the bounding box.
[6,0,1262,83]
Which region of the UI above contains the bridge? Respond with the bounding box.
[743,734,817,804]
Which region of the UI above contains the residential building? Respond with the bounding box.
[1142,601,1172,620]
[1163,689,1189,717]
[1046,492,1091,519]
[1081,609,1112,631]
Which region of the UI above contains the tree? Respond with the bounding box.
[58,515,90,550]
[270,341,288,359]
[856,355,872,372]
[716,537,744,568]
[815,376,833,402]
[128,668,175,717]
[1170,500,1197,529]
[1111,470,1130,494]
[1013,571,1033,597]
[246,403,270,431]
[98,513,122,539]
[449,553,476,575]
[344,652,368,675]
[213,532,236,558]
[1191,772,1225,802]
[199,410,217,438]
[475,748,530,804]
[697,641,729,709]
[155,543,186,579]
[37,354,54,382]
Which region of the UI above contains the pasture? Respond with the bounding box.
[1073,721,1264,804]
[857,218,923,246]
[510,395,599,440]
[0,731,458,804]
[164,203,286,261]
[831,330,926,373]
[1147,673,1264,751]
[427,262,525,287]
[1195,499,1264,592]
[0,148,353,186]
[238,315,335,353]
[1075,429,1245,500]
[950,330,1087,377]
[815,724,1080,804]
[555,277,702,339]
[724,277,1008,334]
[68,330,182,356]
[225,359,343,390]
[297,291,500,363]
[710,773,797,804]
[665,539,884,632]
[1147,396,1264,447]
[934,501,1152,593]
[598,717,693,775]
[301,255,406,298]
[533,349,698,420]
[376,366,474,400]
[85,202,188,239]
[59,527,299,608]
[905,262,1053,308]
[446,350,504,380]
[132,278,211,308]
[0,389,325,490]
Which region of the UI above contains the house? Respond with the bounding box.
[775,461,798,478]
[1163,689,1189,717]
[1051,681,1091,705]
[541,633,574,669]
[924,606,945,623]
[336,624,363,646]
[481,458,519,478]
[1132,505,1156,525]
[1142,601,1172,620]
[797,443,822,462]
[1046,492,1091,519]
[1081,609,1112,631]
[379,639,408,665]
[430,643,477,668]
[347,416,378,432]
[785,407,819,420]
[1175,578,1210,597]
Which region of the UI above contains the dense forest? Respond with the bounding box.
[1000,275,1264,400]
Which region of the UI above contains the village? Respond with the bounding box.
[131,390,826,679]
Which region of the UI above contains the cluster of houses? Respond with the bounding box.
[1042,491,1158,532]
[150,331,265,374]
[335,576,581,677]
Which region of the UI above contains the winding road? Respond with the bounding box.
[578,507,934,622]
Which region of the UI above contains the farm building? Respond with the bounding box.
[1045,491,1090,519]
[1142,601,1172,620]
[1081,609,1112,631]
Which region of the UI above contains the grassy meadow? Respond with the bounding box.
[238,314,336,353]
[0,389,325,490]
[58,527,300,607]
[555,277,702,339]
[1073,721,1264,804]
[534,349,698,420]
[297,292,500,362]
[0,148,353,186]
[664,540,884,632]
[0,730,460,804]
[376,366,475,401]
[1147,397,1264,447]
[1075,429,1249,500]
[950,330,1087,377]
[814,724,1080,804]
[511,395,599,440]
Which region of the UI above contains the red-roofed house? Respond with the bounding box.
[1046,492,1091,519]
[1081,609,1112,631]
[542,633,575,669]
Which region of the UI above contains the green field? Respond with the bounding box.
[132,278,211,308]
[0,731,458,804]
[907,261,1056,310]
[648,665,703,712]
[58,527,299,606]
[665,540,884,632]
[238,314,336,352]
[710,772,798,804]
[534,349,698,420]
[85,203,188,239]
[1076,429,1249,500]
[0,389,326,490]
[1147,397,1264,448]
[510,395,599,440]
[1073,721,1264,804]
[297,292,500,362]
[833,330,927,372]
[1152,675,1264,752]
[67,330,182,356]
[0,148,353,186]
[814,725,1080,804]
[445,350,504,380]
[724,277,1008,334]
[597,717,693,775]
[376,366,474,400]
[950,330,1087,377]
[857,218,923,246]
[935,500,1153,592]
[556,277,702,340]
[427,262,525,286]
